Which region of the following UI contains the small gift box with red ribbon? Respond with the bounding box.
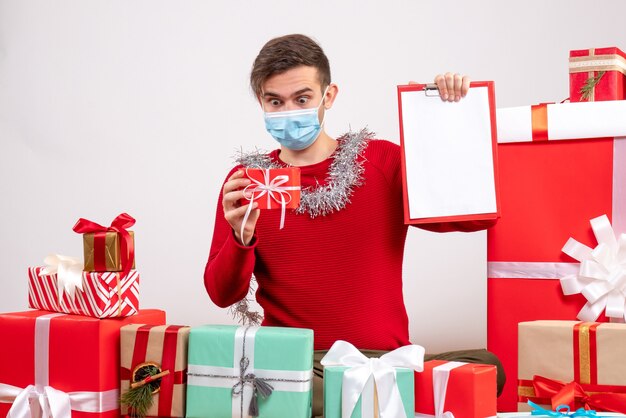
[414,360,497,418]
[120,324,190,417]
[487,100,626,411]
[518,320,626,414]
[73,213,136,274]
[28,264,140,318]
[569,47,626,102]
[0,309,166,418]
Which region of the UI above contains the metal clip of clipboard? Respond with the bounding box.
[424,83,441,97]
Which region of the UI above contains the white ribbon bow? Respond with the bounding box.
[39,254,84,300]
[0,383,119,418]
[240,168,300,245]
[3,384,71,418]
[560,214,626,322]
[320,340,424,418]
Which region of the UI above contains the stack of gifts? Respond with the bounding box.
[0,213,172,417]
[28,213,139,318]
[487,45,626,412]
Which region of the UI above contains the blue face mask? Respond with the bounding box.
[263,87,329,151]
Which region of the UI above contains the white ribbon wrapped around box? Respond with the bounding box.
[321,340,424,418]
[0,313,119,418]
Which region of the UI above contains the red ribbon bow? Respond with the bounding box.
[72,213,135,281]
[533,375,626,413]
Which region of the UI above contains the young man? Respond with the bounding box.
[205,34,503,416]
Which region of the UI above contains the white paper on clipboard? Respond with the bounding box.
[400,85,497,221]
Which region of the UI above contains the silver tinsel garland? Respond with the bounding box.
[236,127,371,218]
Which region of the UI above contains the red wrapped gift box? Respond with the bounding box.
[414,360,497,418]
[488,101,626,411]
[0,309,166,418]
[28,266,140,318]
[569,47,626,102]
[241,167,301,210]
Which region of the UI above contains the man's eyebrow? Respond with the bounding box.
[262,87,314,99]
[293,87,314,96]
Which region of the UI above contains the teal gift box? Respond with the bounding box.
[186,325,314,418]
[321,341,423,418]
[323,366,414,418]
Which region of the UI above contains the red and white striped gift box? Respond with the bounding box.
[28,266,140,318]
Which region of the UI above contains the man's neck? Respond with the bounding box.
[279,132,337,166]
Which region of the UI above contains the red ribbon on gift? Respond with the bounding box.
[121,325,187,416]
[532,375,626,413]
[72,213,135,281]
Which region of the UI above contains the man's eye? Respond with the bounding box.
[297,97,309,105]
[270,99,281,106]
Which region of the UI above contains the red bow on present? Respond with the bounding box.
[532,375,626,413]
[72,213,135,281]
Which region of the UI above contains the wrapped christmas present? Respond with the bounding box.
[488,99,626,410]
[0,309,166,418]
[321,340,423,418]
[120,324,190,417]
[73,213,136,273]
[28,256,139,318]
[238,167,301,244]
[186,325,313,418]
[569,47,626,102]
[517,320,626,414]
[414,360,497,418]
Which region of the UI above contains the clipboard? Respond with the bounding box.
[397,81,500,224]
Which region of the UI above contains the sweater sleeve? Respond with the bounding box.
[372,139,497,233]
[203,167,257,308]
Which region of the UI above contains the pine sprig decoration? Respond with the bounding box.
[580,71,605,101]
[121,364,161,418]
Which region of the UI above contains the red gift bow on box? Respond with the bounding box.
[532,375,626,413]
[240,169,300,245]
[72,213,135,281]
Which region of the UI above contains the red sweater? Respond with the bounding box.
[204,139,493,350]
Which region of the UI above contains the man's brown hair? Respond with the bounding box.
[250,34,331,98]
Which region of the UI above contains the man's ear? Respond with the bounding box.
[324,83,339,109]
